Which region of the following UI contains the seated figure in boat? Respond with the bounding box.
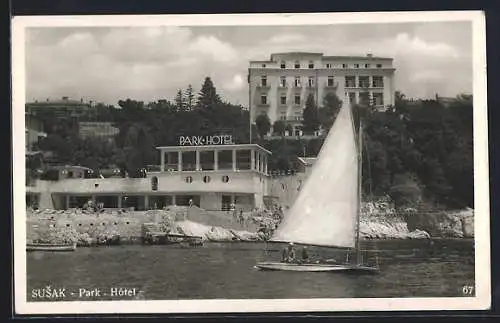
[299,246,310,263]
[282,242,296,263]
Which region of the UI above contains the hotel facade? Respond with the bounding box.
[248,52,396,135]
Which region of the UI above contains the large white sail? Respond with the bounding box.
[271,102,359,248]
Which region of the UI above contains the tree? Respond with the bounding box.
[197,77,222,110]
[255,114,271,139]
[318,92,342,131]
[272,120,286,136]
[301,94,320,135]
[174,89,186,112]
[185,84,196,111]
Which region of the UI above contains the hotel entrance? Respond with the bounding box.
[221,195,232,211]
[149,195,173,209]
[176,195,200,207]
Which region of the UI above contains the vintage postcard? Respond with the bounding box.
[12,11,490,314]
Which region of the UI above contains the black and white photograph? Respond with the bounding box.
[12,11,490,314]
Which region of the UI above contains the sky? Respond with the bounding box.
[25,22,473,106]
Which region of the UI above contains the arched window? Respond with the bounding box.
[151,176,158,191]
[185,176,193,183]
[222,175,229,183]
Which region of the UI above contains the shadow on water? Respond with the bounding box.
[26,239,475,300]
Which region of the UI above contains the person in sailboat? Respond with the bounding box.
[282,242,296,263]
[300,246,310,263]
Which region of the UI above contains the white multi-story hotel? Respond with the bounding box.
[248,52,396,135]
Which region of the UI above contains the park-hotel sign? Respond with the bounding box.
[179,135,234,146]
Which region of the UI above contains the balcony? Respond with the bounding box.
[257,103,270,108]
[256,84,271,90]
[372,82,384,88]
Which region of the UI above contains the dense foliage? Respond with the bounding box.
[31,77,473,209]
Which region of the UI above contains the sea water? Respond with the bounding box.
[26,239,475,301]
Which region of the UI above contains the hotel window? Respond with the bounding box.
[345,76,356,87]
[373,92,384,106]
[294,77,301,87]
[182,151,196,171]
[280,95,287,105]
[260,95,267,105]
[354,64,360,68]
[326,63,332,68]
[294,95,301,105]
[359,76,370,88]
[151,176,158,191]
[280,61,286,69]
[200,150,215,171]
[327,76,335,87]
[376,63,383,68]
[203,175,211,183]
[295,112,302,121]
[372,76,384,87]
[308,77,314,87]
[359,92,370,106]
[262,64,266,68]
[236,150,252,170]
[261,76,267,87]
[342,63,348,68]
[280,76,286,87]
[365,63,370,68]
[294,61,300,69]
[280,113,286,121]
[308,61,314,69]
[185,176,193,183]
[222,175,230,183]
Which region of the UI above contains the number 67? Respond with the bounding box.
[462,285,474,295]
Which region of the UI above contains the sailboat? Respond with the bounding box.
[254,101,379,273]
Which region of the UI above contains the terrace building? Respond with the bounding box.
[26,138,272,212]
[248,52,396,136]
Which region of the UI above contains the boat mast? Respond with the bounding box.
[355,114,363,265]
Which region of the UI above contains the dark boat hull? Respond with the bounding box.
[27,243,77,252]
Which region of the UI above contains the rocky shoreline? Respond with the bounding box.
[25,204,474,246]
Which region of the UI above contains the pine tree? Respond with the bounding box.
[301,94,320,135]
[174,89,185,111]
[197,77,222,110]
[185,84,196,111]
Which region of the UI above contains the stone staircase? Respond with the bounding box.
[178,206,261,232]
[141,222,165,237]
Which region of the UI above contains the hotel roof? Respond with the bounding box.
[249,52,394,62]
[156,144,272,155]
